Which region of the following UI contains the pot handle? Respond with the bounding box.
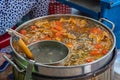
[99,18,115,31]
[3,55,25,72]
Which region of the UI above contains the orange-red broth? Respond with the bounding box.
[15,17,113,66]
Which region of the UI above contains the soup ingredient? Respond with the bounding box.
[20,29,27,35]
[90,50,100,56]
[30,26,37,30]
[86,58,94,63]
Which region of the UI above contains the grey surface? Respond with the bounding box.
[69,0,100,12]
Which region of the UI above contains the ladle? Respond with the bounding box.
[28,40,69,65]
[6,29,69,64]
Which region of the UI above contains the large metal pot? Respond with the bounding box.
[4,14,116,77]
[13,48,117,80]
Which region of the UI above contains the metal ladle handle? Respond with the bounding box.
[6,28,26,38]
[6,29,34,59]
[17,38,34,60]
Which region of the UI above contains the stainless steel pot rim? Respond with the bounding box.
[10,14,116,68]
